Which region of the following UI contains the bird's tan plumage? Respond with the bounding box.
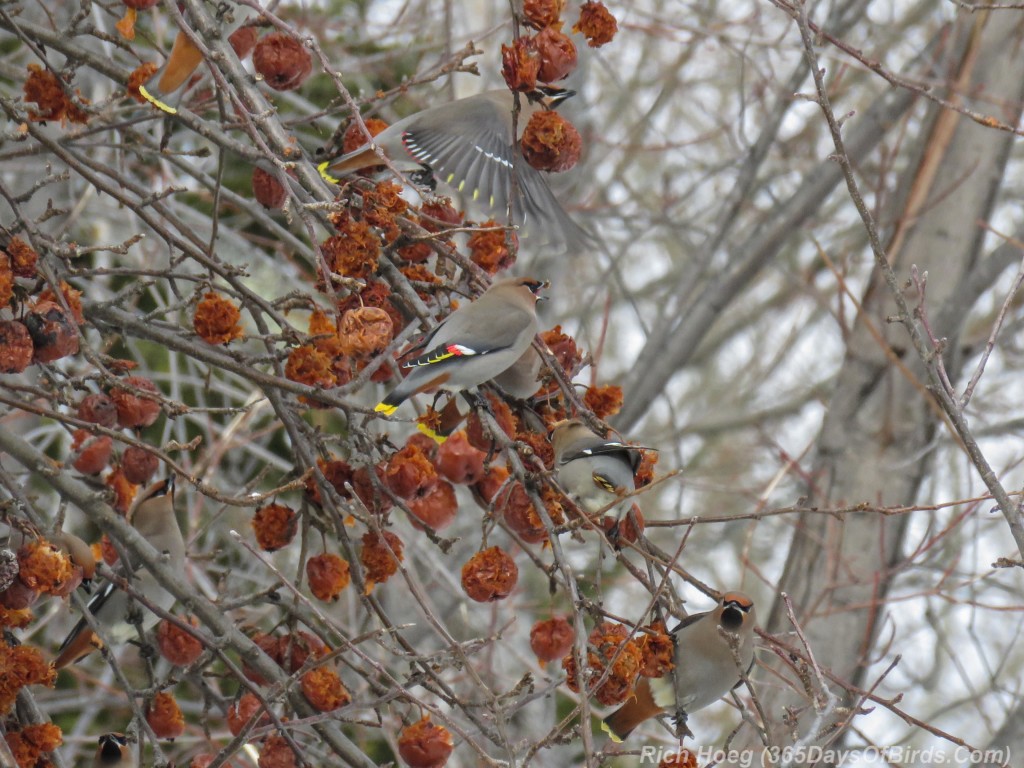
[601,592,756,741]
[375,278,546,418]
[54,478,185,669]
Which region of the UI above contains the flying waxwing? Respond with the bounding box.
[375,277,546,418]
[602,592,757,741]
[93,733,131,768]
[550,419,643,517]
[318,88,592,249]
[54,477,186,669]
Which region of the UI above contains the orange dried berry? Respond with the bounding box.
[38,280,85,324]
[535,26,578,83]
[342,117,390,155]
[634,449,658,488]
[17,541,74,596]
[0,579,38,610]
[574,1,618,47]
[468,221,517,275]
[306,553,351,601]
[0,638,56,712]
[465,392,516,451]
[4,722,62,767]
[321,215,380,279]
[147,691,185,739]
[337,281,404,337]
[227,691,270,736]
[252,32,312,92]
[252,166,289,209]
[419,198,464,233]
[522,110,581,172]
[385,443,439,500]
[106,466,139,514]
[280,630,328,672]
[583,384,623,418]
[76,393,117,428]
[539,325,581,388]
[301,666,351,712]
[516,429,555,470]
[127,61,160,102]
[352,463,393,514]
[6,237,38,278]
[252,504,298,551]
[397,236,434,264]
[495,482,547,543]
[258,733,296,768]
[639,620,674,678]
[285,345,336,389]
[193,292,244,345]
[361,180,408,243]
[23,63,90,124]
[229,26,259,59]
[0,320,33,374]
[121,445,159,486]
[562,622,643,706]
[398,715,453,768]
[461,546,518,603]
[603,503,644,546]
[530,616,574,663]
[305,457,354,507]
[407,480,458,531]
[0,253,13,307]
[0,606,33,629]
[501,37,540,93]
[434,430,486,485]
[338,306,393,359]
[158,616,204,666]
[25,300,79,363]
[471,463,510,508]
[523,0,566,29]
[360,530,404,587]
[659,750,698,768]
[110,376,163,429]
[71,429,113,475]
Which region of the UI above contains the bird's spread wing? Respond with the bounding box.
[401,117,592,248]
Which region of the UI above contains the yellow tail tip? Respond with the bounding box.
[416,423,448,445]
[317,161,340,184]
[138,85,177,115]
[374,402,398,416]
[600,720,624,743]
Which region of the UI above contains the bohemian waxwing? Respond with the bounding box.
[375,277,546,417]
[92,733,131,768]
[550,419,643,518]
[54,477,186,669]
[318,88,592,249]
[602,592,757,741]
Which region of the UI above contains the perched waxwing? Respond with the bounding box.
[550,419,643,517]
[54,477,186,669]
[93,733,131,768]
[318,88,592,248]
[138,30,206,115]
[375,278,546,419]
[602,592,757,741]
